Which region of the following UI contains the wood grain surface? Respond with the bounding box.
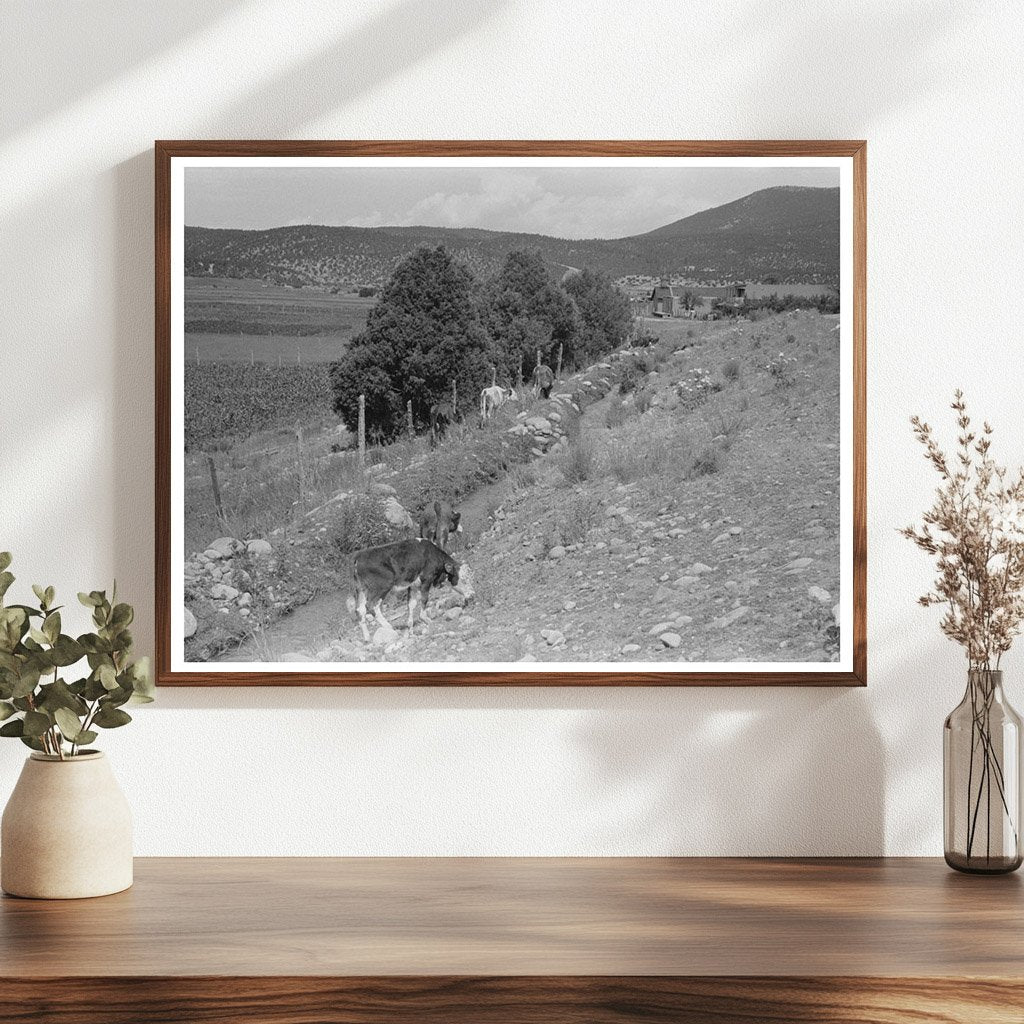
[155,139,867,688]
[2,857,1020,1023]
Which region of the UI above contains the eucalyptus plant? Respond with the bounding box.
[0,552,153,759]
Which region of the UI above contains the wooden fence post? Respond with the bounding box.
[295,421,306,511]
[206,454,227,530]
[407,399,414,439]
[358,394,366,466]
[491,365,496,387]
[536,348,541,369]
[451,379,457,417]
[556,343,563,379]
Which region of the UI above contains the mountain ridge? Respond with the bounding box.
[184,185,839,288]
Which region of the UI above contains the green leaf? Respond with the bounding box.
[49,635,85,668]
[28,627,49,646]
[0,701,16,721]
[0,607,27,652]
[10,665,41,700]
[42,611,60,644]
[31,584,47,608]
[110,603,134,629]
[127,656,155,703]
[36,678,88,716]
[0,572,14,602]
[98,663,118,690]
[0,719,24,737]
[54,707,85,742]
[92,705,131,729]
[44,586,55,609]
[0,553,11,573]
[78,592,100,608]
[22,711,50,738]
[74,730,97,747]
[19,735,45,752]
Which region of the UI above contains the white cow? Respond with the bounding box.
[479,385,517,423]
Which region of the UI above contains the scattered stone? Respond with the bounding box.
[525,416,553,435]
[808,586,831,604]
[382,497,415,532]
[372,625,399,647]
[784,557,813,570]
[183,607,197,638]
[563,600,577,611]
[674,575,698,589]
[368,482,397,497]
[210,583,239,601]
[833,603,841,625]
[688,562,714,575]
[674,615,693,626]
[621,644,641,655]
[540,628,566,647]
[208,536,240,558]
[649,621,676,635]
[652,585,674,604]
[237,593,252,608]
[245,539,272,557]
[712,532,731,545]
[445,607,463,621]
[668,528,686,539]
[279,652,316,662]
[549,545,566,560]
[729,526,743,536]
[659,632,682,648]
[712,606,750,629]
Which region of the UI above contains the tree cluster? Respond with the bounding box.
[330,246,631,440]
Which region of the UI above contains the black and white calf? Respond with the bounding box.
[347,538,460,641]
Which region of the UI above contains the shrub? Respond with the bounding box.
[765,351,802,388]
[689,444,724,477]
[560,494,598,545]
[722,358,741,382]
[705,402,745,450]
[559,438,595,484]
[674,367,721,411]
[634,387,654,414]
[605,399,631,429]
[328,493,395,556]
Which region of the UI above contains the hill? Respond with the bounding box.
[184,186,840,289]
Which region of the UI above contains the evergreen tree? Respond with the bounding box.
[563,268,632,363]
[330,246,490,439]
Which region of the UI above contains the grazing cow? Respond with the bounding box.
[532,363,555,399]
[429,401,455,446]
[347,539,460,641]
[479,385,516,423]
[419,499,462,552]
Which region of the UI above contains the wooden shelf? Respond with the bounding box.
[2,857,1021,1022]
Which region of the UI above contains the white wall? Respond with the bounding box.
[1,0,1021,855]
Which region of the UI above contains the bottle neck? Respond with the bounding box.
[968,669,1005,702]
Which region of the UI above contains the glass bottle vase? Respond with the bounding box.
[944,669,1023,873]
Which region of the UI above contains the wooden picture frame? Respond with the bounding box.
[156,140,866,686]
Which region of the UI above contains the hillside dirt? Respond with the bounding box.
[216,311,842,666]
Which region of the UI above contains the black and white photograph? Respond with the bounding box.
[163,148,860,680]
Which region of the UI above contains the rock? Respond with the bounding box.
[784,557,813,570]
[674,575,698,589]
[688,562,714,575]
[372,625,399,647]
[183,607,197,638]
[525,416,553,435]
[808,586,831,604]
[649,621,676,635]
[455,563,475,601]
[621,644,641,655]
[203,548,224,560]
[445,607,463,621]
[711,532,731,545]
[246,539,272,557]
[548,412,562,422]
[368,482,397,497]
[210,583,239,601]
[208,537,241,558]
[279,652,316,662]
[668,528,686,539]
[382,497,415,532]
[674,615,693,626]
[729,526,743,536]
[237,593,252,608]
[540,629,565,647]
[659,632,682,648]
[712,606,750,629]
[563,600,577,611]
[832,603,841,625]
[549,545,566,560]
[652,585,674,604]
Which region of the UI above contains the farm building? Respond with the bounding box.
[642,279,748,316]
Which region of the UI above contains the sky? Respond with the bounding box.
[184,164,840,239]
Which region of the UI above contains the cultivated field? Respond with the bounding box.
[183,311,843,666]
[184,276,373,362]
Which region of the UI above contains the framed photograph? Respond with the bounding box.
[156,140,865,686]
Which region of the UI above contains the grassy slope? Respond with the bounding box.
[207,311,842,665]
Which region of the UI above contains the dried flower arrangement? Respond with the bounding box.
[901,390,1024,670]
[903,390,1023,869]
